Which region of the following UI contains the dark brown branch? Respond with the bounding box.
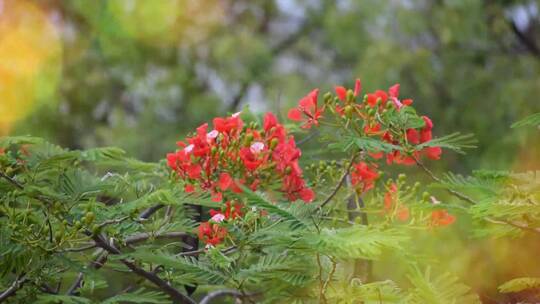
[124,231,188,245]
[65,231,187,295]
[139,204,165,220]
[199,289,258,304]
[0,170,24,189]
[92,235,195,304]
[66,250,108,295]
[510,20,540,58]
[319,153,358,209]
[0,275,27,302]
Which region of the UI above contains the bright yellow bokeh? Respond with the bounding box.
[0,0,61,135]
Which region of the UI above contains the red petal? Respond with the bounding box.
[424,146,442,160]
[211,192,223,202]
[402,99,413,106]
[422,116,434,130]
[388,84,400,98]
[406,129,420,145]
[263,112,278,131]
[287,108,303,121]
[184,184,195,193]
[218,172,233,190]
[354,79,362,97]
[299,188,315,203]
[335,86,347,101]
[397,207,410,221]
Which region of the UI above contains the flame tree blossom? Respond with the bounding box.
[167,112,313,245]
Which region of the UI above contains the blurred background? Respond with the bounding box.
[0,0,539,302]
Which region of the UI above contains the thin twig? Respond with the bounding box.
[414,157,477,205]
[297,130,320,146]
[414,157,540,235]
[319,153,358,209]
[96,216,129,229]
[61,243,96,253]
[322,258,336,296]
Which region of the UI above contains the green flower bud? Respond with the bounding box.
[346,90,354,103]
[270,138,279,149]
[344,105,353,117]
[323,92,333,103]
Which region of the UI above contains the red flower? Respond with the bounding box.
[335,86,347,101]
[213,113,243,134]
[335,79,362,101]
[218,172,233,191]
[364,123,382,135]
[366,90,388,108]
[396,207,410,221]
[406,129,420,145]
[424,146,442,160]
[198,222,228,246]
[431,210,456,227]
[351,162,379,192]
[186,164,202,179]
[384,183,398,212]
[224,201,243,219]
[299,187,315,202]
[239,147,264,170]
[184,184,195,193]
[288,89,323,129]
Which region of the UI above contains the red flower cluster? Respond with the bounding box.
[430,209,456,227]
[288,79,442,166]
[288,79,444,190]
[167,111,313,246]
[350,162,379,193]
[287,79,454,225]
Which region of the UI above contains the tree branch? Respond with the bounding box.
[0,170,24,190]
[0,275,27,303]
[319,153,358,209]
[139,204,165,220]
[510,20,540,58]
[91,234,195,304]
[66,250,108,295]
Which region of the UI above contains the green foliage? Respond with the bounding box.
[511,112,540,128]
[316,226,408,259]
[405,267,481,304]
[416,133,477,154]
[498,277,540,293]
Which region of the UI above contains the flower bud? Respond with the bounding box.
[346,90,354,103]
[344,105,353,117]
[270,138,279,149]
[398,173,407,181]
[323,92,333,103]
